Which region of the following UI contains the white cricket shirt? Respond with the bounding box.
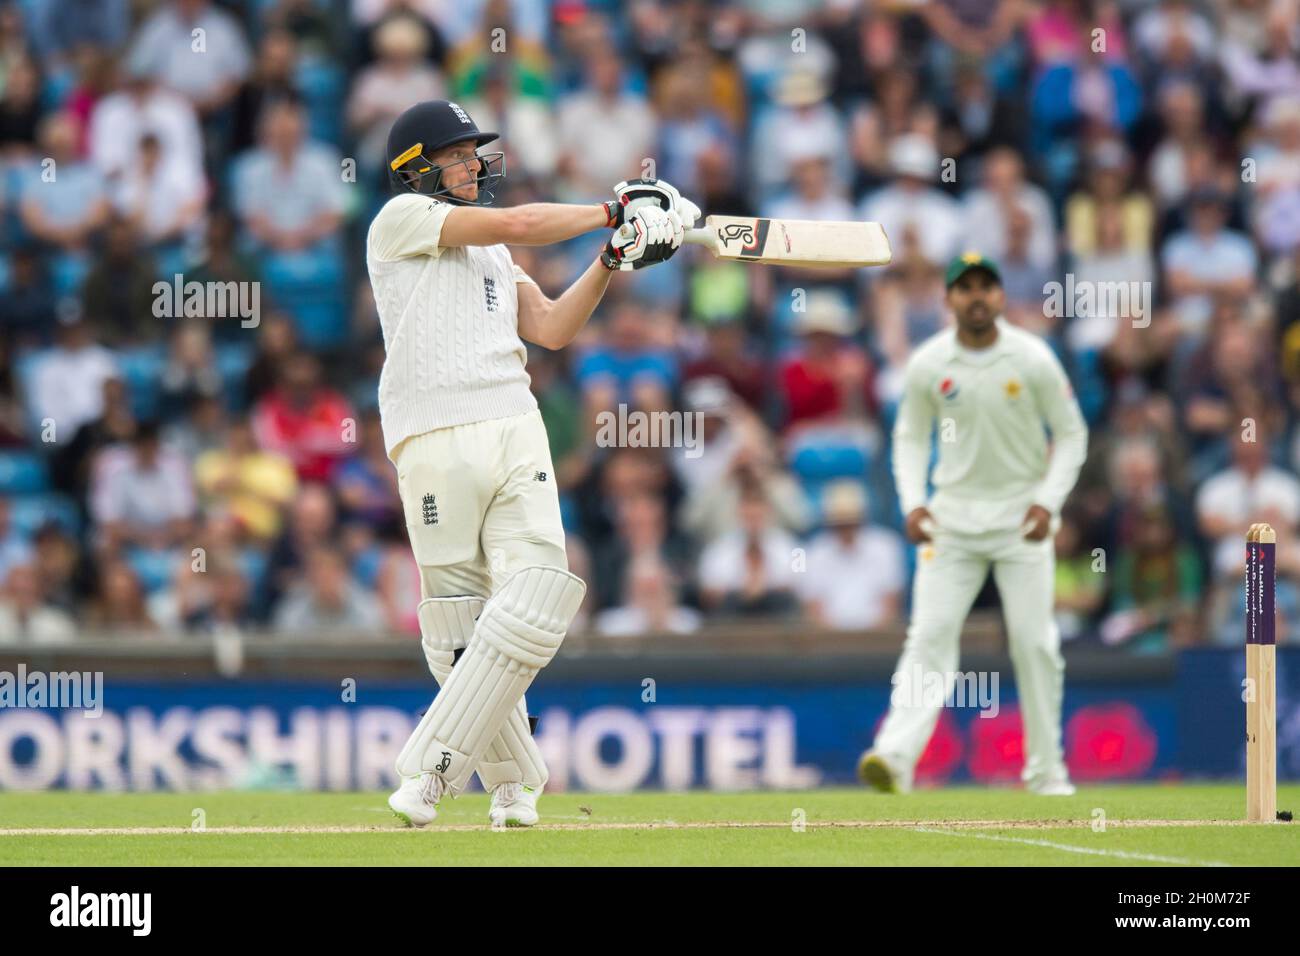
[892,318,1088,534]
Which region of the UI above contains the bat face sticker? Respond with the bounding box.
[719,222,756,246]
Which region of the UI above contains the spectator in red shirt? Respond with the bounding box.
[682,315,767,415]
[779,291,877,433]
[251,354,356,482]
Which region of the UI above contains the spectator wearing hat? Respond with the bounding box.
[796,480,904,630]
[347,15,445,178]
[860,134,964,267]
[848,68,942,195]
[751,68,850,202]
[779,291,877,433]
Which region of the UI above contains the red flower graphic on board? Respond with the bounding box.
[967,708,1025,782]
[1065,704,1158,780]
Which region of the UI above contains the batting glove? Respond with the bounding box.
[600,206,684,271]
[604,177,700,229]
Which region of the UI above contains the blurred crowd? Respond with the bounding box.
[0,0,1298,651]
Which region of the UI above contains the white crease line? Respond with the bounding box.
[914,827,1231,867]
[0,819,1260,837]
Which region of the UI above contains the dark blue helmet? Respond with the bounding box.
[385,100,505,204]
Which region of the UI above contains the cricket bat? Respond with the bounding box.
[684,215,892,268]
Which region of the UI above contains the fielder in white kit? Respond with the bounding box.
[859,252,1088,796]
[369,100,697,827]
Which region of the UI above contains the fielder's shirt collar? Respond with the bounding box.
[946,316,1013,363]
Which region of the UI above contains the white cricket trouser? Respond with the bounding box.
[873,525,1066,786]
[393,408,568,596]
[392,408,568,787]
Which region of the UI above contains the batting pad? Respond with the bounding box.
[397,566,586,791]
[417,595,549,789]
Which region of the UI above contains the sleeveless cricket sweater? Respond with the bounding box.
[366,194,538,457]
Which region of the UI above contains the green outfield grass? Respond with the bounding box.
[0,784,1297,866]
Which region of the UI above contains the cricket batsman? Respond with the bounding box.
[369,100,697,827]
[858,253,1088,796]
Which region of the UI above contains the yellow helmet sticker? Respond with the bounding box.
[390,142,423,171]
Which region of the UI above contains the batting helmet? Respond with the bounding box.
[385,100,505,204]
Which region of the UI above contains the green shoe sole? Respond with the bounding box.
[858,753,897,793]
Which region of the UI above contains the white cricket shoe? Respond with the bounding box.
[857,750,912,794]
[389,772,445,827]
[1028,774,1077,797]
[489,782,542,828]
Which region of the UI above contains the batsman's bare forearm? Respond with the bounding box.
[508,203,613,245]
[442,203,612,248]
[540,257,616,349]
